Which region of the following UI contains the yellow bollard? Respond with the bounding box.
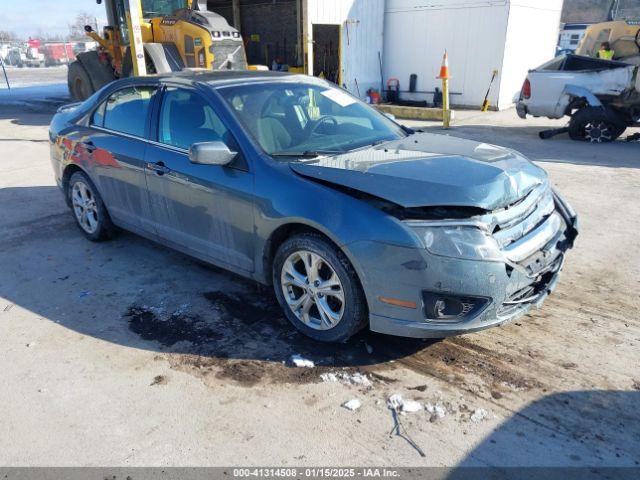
[437,51,451,129]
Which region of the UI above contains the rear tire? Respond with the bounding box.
[568,107,626,143]
[67,172,115,242]
[68,61,94,101]
[273,233,368,343]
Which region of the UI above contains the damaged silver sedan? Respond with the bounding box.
[49,71,578,342]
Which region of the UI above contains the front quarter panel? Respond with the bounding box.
[251,158,420,283]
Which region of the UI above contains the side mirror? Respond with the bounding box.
[189,141,237,166]
[384,112,396,121]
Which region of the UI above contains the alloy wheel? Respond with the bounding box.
[71,181,99,234]
[280,250,345,330]
[583,120,613,143]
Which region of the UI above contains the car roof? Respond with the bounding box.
[149,69,307,88]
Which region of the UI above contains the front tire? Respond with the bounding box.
[67,172,114,242]
[273,233,368,343]
[68,61,94,101]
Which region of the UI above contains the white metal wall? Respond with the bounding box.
[383,0,563,109]
[497,0,563,109]
[305,0,385,98]
[383,0,510,108]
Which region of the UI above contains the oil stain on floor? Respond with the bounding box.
[124,285,538,393]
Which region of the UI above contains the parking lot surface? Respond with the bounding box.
[1,72,639,467]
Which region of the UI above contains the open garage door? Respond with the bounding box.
[312,24,340,84]
[205,0,384,98]
[207,0,304,70]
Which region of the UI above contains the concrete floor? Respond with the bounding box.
[1,74,639,468]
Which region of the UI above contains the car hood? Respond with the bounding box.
[289,133,547,211]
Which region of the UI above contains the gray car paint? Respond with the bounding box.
[290,134,546,210]
[49,71,577,338]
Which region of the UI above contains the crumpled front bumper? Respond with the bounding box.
[346,194,578,339]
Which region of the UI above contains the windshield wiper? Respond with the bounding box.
[344,139,392,153]
[271,150,341,158]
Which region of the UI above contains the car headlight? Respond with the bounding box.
[406,222,505,262]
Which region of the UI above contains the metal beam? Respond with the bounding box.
[232,0,241,29]
[124,0,147,76]
[296,0,302,65]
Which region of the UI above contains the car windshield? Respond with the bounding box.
[217,81,406,157]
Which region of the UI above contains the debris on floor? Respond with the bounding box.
[470,408,489,422]
[425,403,446,420]
[387,394,422,414]
[342,399,362,411]
[388,395,426,458]
[150,375,168,386]
[290,354,315,368]
[408,385,428,392]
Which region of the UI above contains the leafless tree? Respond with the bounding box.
[68,12,98,40]
[0,30,17,42]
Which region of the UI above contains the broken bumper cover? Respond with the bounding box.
[347,193,578,339]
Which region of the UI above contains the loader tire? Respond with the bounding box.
[68,61,94,101]
[568,107,626,143]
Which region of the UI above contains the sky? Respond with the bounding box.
[0,0,106,39]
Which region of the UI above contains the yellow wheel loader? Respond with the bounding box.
[68,0,248,100]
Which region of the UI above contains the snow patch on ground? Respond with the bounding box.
[0,83,69,104]
[470,408,489,422]
[290,354,315,368]
[342,399,362,411]
[320,371,373,388]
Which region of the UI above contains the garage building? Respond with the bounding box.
[208,0,562,110]
[208,0,384,97]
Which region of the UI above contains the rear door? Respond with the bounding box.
[143,86,256,273]
[88,85,158,233]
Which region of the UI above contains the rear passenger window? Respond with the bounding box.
[103,86,156,138]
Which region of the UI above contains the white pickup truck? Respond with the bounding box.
[516,54,640,142]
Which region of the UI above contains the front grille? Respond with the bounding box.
[487,185,563,266]
[211,41,248,70]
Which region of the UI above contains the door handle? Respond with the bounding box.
[147,161,171,175]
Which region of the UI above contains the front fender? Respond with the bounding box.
[250,160,418,283]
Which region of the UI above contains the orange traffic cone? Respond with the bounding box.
[437,51,450,80]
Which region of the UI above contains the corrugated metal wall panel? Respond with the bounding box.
[383,0,509,108]
[306,0,385,98]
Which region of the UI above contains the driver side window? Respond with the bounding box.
[158,87,239,153]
